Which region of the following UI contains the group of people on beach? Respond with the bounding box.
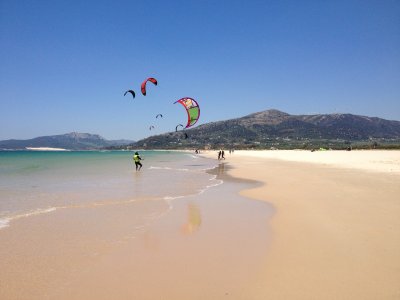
[218,148,234,160]
[133,147,234,171]
[218,149,225,160]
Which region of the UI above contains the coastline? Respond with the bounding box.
[0,153,274,299]
[25,147,69,151]
[200,150,400,299]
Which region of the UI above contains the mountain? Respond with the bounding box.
[128,109,400,150]
[0,132,134,150]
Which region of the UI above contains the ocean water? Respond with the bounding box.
[0,150,219,230]
[0,150,276,299]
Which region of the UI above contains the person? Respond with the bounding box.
[221,150,225,159]
[133,151,142,171]
[218,150,222,160]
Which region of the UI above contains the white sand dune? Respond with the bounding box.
[26,147,69,151]
[231,149,400,173]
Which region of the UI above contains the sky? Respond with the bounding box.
[1,0,399,141]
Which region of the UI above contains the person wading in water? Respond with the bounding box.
[133,152,143,171]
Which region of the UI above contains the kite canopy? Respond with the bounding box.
[141,78,157,96]
[149,125,155,130]
[175,124,184,132]
[174,97,200,128]
[156,114,163,119]
[124,90,135,99]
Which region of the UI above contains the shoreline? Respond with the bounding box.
[0,153,274,299]
[208,149,400,174]
[25,147,69,151]
[2,150,399,298]
[200,150,400,299]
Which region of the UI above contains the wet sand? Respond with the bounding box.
[0,164,273,300]
[202,150,400,299]
[2,150,399,299]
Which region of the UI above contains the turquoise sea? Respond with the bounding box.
[0,150,219,230]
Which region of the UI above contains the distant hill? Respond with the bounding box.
[127,109,400,150]
[0,132,134,150]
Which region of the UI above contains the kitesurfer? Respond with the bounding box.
[133,152,143,171]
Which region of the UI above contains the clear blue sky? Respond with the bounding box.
[1,0,399,141]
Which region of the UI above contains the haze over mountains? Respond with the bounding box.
[0,132,133,150]
[2,110,400,150]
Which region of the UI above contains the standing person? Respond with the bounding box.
[221,150,225,159]
[218,150,222,160]
[133,151,143,171]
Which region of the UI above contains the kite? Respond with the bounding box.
[149,125,155,130]
[175,124,184,132]
[141,77,157,96]
[174,97,200,128]
[156,114,163,119]
[124,90,135,99]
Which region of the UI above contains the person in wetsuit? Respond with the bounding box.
[133,152,142,171]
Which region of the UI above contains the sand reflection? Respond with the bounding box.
[181,202,202,235]
[217,162,226,176]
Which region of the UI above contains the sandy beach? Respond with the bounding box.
[1,150,399,299]
[0,152,272,300]
[201,150,400,299]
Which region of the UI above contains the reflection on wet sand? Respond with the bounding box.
[181,202,202,235]
[217,163,226,176]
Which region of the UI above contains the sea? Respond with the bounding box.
[0,150,219,230]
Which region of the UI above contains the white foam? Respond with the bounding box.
[206,179,223,189]
[199,164,220,172]
[12,207,57,221]
[0,218,10,229]
[163,195,186,201]
[148,166,189,171]
[208,174,217,180]
[0,196,168,231]
[162,173,224,202]
[0,207,58,231]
